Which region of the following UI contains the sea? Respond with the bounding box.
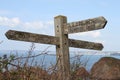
[0,50,120,71]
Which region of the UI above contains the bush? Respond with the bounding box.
[0,43,89,80]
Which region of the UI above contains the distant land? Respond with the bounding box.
[0,50,120,70]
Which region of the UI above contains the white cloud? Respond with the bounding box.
[89,31,101,38]
[0,16,53,29]
[95,40,105,44]
[11,17,20,25]
[0,16,20,27]
[74,31,101,38]
[22,20,53,29]
[23,21,44,29]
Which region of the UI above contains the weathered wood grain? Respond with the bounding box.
[54,15,70,80]
[69,39,103,50]
[64,16,107,34]
[5,30,59,45]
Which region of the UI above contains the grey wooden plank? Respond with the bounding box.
[69,39,103,50]
[64,16,107,34]
[5,30,59,45]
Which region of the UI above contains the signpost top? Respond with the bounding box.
[54,15,67,18]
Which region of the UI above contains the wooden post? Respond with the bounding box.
[54,15,70,80]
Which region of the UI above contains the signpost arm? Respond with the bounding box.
[54,15,70,80]
[69,39,103,50]
[5,30,59,45]
[64,16,107,34]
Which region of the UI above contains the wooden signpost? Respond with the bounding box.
[5,15,107,80]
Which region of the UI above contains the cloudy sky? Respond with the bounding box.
[0,0,120,51]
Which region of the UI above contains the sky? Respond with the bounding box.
[0,0,120,51]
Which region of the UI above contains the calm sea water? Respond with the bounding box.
[0,50,120,71]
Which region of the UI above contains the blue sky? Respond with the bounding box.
[0,0,120,51]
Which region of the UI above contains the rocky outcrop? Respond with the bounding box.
[90,57,120,80]
[72,67,89,80]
